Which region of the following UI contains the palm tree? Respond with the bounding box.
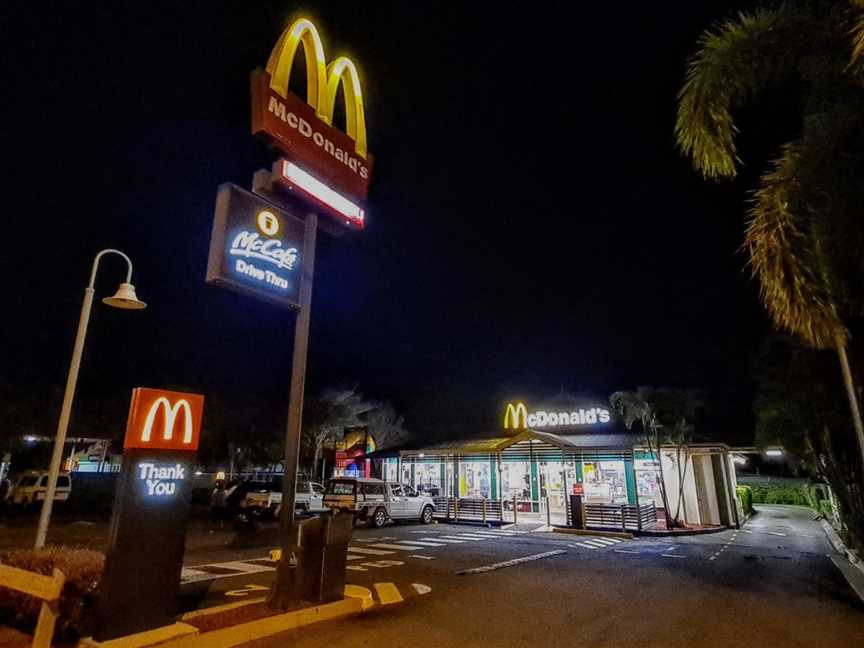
[676,0,864,464]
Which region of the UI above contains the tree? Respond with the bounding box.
[301,387,373,477]
[611,387,702,528]
[364,402,410,450]
[753,336,864,555]
[676,0,864,463]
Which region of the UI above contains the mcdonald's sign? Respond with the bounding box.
[123,388,204,451]
[504,402,528,430]
[251,18,374,217]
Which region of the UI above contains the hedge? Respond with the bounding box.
[0,547,104,643]
[736,485,754,515]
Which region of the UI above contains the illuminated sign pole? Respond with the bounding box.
[207,17,373,609]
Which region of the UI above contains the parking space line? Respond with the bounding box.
[408,555,435,560]
[373,582,404,605]
[370,543,425,551]
[424,538,465,543]
[211,561,274,574]
[396,540,446,547]
[440,535,482,541]
[456,550,567,575]
[347,547,395,555]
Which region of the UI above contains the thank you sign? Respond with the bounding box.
[95,388,204,640]
[206,183,306,307]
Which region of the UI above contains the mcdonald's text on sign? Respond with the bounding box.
[250,18,373,227]
[124,388,204,452]
[504,402,611,430]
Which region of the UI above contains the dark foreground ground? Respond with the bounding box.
[2,505,861,647]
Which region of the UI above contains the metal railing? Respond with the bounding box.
[434,497,503,523]
[580,503,657,531]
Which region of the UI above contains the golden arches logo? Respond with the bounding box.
[504,402,528,430]
[266,18,368,158]
[141,397,194,445]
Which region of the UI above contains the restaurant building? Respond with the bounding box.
[374,396,741,530]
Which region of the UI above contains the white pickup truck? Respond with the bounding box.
[241,480,327,518]
[323,477,436,528]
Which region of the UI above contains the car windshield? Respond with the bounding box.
[18,476,38,487]
[327,480,356,495]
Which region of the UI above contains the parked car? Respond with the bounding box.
[5,471,72,507]
[323,477,436,528]
[242,480,327,518]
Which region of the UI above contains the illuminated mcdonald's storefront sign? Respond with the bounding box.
[504,401,612,430]
[251,17,373,227]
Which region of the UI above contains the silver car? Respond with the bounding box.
[324,477,436,528]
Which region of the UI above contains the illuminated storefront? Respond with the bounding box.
[373,397,741,529]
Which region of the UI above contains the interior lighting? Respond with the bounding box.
[765,449,783,457]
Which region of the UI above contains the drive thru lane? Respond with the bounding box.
[226,506,863,648]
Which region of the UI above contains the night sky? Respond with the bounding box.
[3,1,774,446]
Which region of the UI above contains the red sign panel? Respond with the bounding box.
[250,70,373,203]
[572,483,584,496]
[124,388,204,451]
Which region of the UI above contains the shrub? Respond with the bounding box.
[736,485,754,515]
[818,499,834,518]
[0,547,104,643]
[747,484,810,506]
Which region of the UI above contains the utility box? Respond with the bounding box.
[294,511,353,604]
[569,495,585,529]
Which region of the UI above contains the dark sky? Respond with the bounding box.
[3,1,772,445]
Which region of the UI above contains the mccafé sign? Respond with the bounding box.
[206,183,306,308]
[251,17,373,227]
[124,388,204,451]
[504,402,612,430]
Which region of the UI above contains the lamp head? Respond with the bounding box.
[103,283,147,310]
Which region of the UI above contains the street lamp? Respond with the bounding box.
[34,249,145,549]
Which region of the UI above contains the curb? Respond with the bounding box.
[161,596,363,648]
[820,518,864,604]
[636,525,729,538]
[552,527,633,540]
[80,622,199,648]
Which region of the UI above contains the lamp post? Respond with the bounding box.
[34,249,146,549]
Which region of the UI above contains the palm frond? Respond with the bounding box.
[745,143,847,349]
[851,3,864,69]
[676,6,811,179]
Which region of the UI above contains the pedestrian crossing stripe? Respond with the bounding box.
[184,530,567,584]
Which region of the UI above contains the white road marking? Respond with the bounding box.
[662,554,686,559]
[768,531,787,536]
[409,555,435,560]
[346,555,364,561]
[441,535,482,541]
[613,549,640,554]
[209,561,274,574]
[456,533,495,539]
[424,537,465,544]
[370,543,425,551]
[456,550,567,575]
[181,568,209,579]
[412,583,433,595]
[347,547,395,556]
[396,540,446,547]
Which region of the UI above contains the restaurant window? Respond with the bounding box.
[500,461,530,500]
[635,454,663,508]
[458,461,491,498]
[582,460,628,504]
[383,457,398,482]
[415,461,442,497]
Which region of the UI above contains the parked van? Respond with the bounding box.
[6,471,72,507]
